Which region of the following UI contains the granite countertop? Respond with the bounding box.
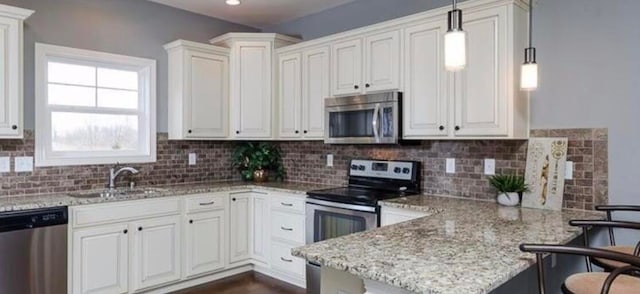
[0,181,333,212]
[293,195,606,294]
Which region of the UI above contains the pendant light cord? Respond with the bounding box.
[453,0,457,10]
[529,0,533,47]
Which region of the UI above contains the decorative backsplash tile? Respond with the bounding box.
[0,129,608,211]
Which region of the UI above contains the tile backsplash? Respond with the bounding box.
[0,129,607,210]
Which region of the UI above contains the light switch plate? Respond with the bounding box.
[446,158,456,174]
[0,157,9,173]
[484,159,496,175]
[327,154,334,167]
[188,153,197,166]
[565,161,574,180]
[15,156,33,172]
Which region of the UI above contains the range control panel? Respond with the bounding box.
[349,159,416,180]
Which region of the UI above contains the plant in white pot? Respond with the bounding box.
[489,174,529,207]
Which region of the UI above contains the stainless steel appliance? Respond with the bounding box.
[305,159,421,293]
[0,207,68,294]
[325,92,402,144]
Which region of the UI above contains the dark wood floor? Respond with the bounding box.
[173,272,306,294]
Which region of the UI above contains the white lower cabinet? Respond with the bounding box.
[72,223,129,294]
[267,193,306,287]
[251,192,270,264]
[130,215,182,292]
[184,210,226,278]
[229,192,251,264]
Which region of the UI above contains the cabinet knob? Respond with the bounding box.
[188,130,192,134]
[236,131,240,135]
[365,83,370,88]
[138,227,143,231]
[232,197,237,201]
[11,125,17,130]
[189,220,193,224]
[439,126,445,131]
[303,130,308,134]
[123,229,128,234]
[454,126,461,131]
[354,85,359,90]
[295,130,299,134]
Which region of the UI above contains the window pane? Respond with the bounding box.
[48,62,96,86]
[48,84,96,107]
[51,112,139,152]
[97,89,138,109]
[97,68,138,90]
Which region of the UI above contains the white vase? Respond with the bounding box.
[497,192,520,206]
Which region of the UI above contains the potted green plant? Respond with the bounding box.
[488,174,529,206]
[231,142,285,182]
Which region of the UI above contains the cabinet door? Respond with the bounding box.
[72,223,129,294]
[232,41,272,138]
[0,16,22,137]
[302,47,330,139]
[454,7,508,137]
[278,52,302,138]
[364,30,400,93]
[185,50,229,138]
[184,210,226,278]
[331,39,362,96]
[229,192,251,264]
[403,21,449,138]
[130,215,181,292]
[251,192,270,263]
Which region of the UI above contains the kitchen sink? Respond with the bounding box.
[68,187,168,199]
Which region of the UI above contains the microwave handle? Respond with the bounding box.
[372,103,380,142]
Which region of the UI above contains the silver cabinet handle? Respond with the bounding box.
[281,226,293,231]
[199,201,215,206]
[280,257,293,263]
[281,202,293,207]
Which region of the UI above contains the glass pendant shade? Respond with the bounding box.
[444,30,467,71]
[520,62,538,91]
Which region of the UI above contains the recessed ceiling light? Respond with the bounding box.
[226,0,241,6]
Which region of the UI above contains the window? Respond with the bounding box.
[35,43,156,166]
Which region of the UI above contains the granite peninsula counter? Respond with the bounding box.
[292,195,605,294]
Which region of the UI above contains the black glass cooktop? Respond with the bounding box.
[306,187,415,207]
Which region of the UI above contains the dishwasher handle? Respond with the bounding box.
[0,207,68,233]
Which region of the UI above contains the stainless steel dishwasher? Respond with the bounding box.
[0,207,68,294]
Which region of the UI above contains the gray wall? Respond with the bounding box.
[0,0,258,132]
[266,0,640,212]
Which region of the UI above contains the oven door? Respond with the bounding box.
[325,101,399,144]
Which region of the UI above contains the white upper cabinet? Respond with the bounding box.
[277,46,329,140]
[210,33,300,139]
[331,39,362,96]
[278,52,302,138]
[165,40,229,140]
[0,5,32,138]
[364,30,401,93]
[301,47,330,139]
[454,6,509,137]
[403,21,449,138]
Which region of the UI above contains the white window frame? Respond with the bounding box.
[35,43,157,167]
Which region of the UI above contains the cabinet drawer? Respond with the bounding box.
[270,193,305,214]
[271,211,305,244]
[185,193,227,213]
[72,198,181,228]
[270,241,305,277]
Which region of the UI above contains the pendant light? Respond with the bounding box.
[444,0,466,71]
[521,0,538,91]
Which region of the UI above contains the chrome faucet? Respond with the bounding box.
[108,165,139,190]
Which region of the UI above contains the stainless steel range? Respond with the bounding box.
[304,159,421,293]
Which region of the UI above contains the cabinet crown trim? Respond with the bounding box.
[0,4,34,20]
[209,33,301,47]
[163,39,230,53]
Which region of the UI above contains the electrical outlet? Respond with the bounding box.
[15,156,33,172]
[565,161,574,180]
[484,159,496,175]
[446,158,456,174]
[326,154,334,167]
[188,153,197,166]
[0,157,9,173]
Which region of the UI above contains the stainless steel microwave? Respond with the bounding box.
[324,92,401,144]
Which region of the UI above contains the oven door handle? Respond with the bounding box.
[372,103,381,143]
[305,198,377,213]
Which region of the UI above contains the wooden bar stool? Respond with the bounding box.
[520,244,640,294]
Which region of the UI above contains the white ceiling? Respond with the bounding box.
[148,0,358,28]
